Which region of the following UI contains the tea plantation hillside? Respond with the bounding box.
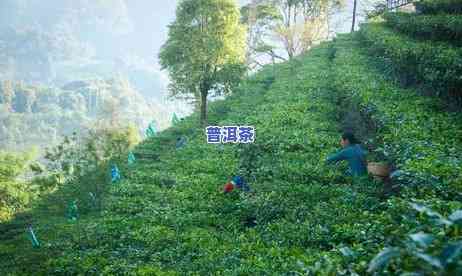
[1,2,462,274]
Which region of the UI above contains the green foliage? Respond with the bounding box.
[2,21,462,275]
[240,2,281,24]
[368,203,462,274]
[332,35,462,196]
[40,125,141,213]
[359,23,462,100]
[0,78,155,151]
[384,12,462,45]
[159,0,247,123]
[0,150,37,222]
[367,247,400,273]
[415,0,462,15]
[0,42,349,275]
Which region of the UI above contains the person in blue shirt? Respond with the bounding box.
[232,175,251,192]
[326,132,368,177]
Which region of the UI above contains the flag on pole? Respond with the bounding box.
[27,226,40,248]
[128,151,136,165]
[89,192,97,207]
[172,113,180,125]
[66,200,78,221]
[111,164,121,183]
[145,121,157,138]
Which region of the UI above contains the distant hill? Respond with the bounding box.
[0,77,171,152]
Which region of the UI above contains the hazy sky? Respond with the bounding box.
[0,0,368,98]
[114,0,368,103]
[128,0,250,69]
[123,0,363,69]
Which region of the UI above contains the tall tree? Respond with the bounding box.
[241,1,283,69]
[242,0,342,63]
[273,0,344,58]
[159,0,247,125]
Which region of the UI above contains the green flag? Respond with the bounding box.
[27,226,40,248]
[111,164,121,183]
[145,122,157,138]
[89,192,97,207]
[172,113,180,125]
[128,151,136,165]
[66,200,78,221]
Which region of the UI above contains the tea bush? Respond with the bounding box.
[384,12,462,45]
[415,0,462,15]
[367,202,462,274]
[359,23,462,100]
[2,24,462,275]
[332,35,462,198]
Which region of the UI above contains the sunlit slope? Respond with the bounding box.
[44,44,361,274]
[2,5,462,272]
[0,43,370,274]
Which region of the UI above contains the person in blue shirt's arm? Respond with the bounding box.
[326,132,368,177]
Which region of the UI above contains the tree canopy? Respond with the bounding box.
[242,0,343,65]
[159,0,247,124]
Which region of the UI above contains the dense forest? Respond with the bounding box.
[0,78,170,151]
[0,0,185,150]
[1,0,462,275]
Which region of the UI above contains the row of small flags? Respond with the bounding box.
[145,113,181,138]
[145,122,157,138]
[27,114,183,248]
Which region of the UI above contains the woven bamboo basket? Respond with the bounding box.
[367,162,391,178]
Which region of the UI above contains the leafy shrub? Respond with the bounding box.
[359,23,462,101]
[415,0,462,15]
[0,150,37,222]
[34,124,141,215]
[332,35,462,197]
[368,202,462,275]
[384,12,462,45]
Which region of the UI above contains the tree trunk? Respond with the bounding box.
[351,0,358,33]
[200,88,208,126]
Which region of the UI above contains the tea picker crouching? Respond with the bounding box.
[232,175,251,192]
[326,132,368,177]
[222,175,251,194]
